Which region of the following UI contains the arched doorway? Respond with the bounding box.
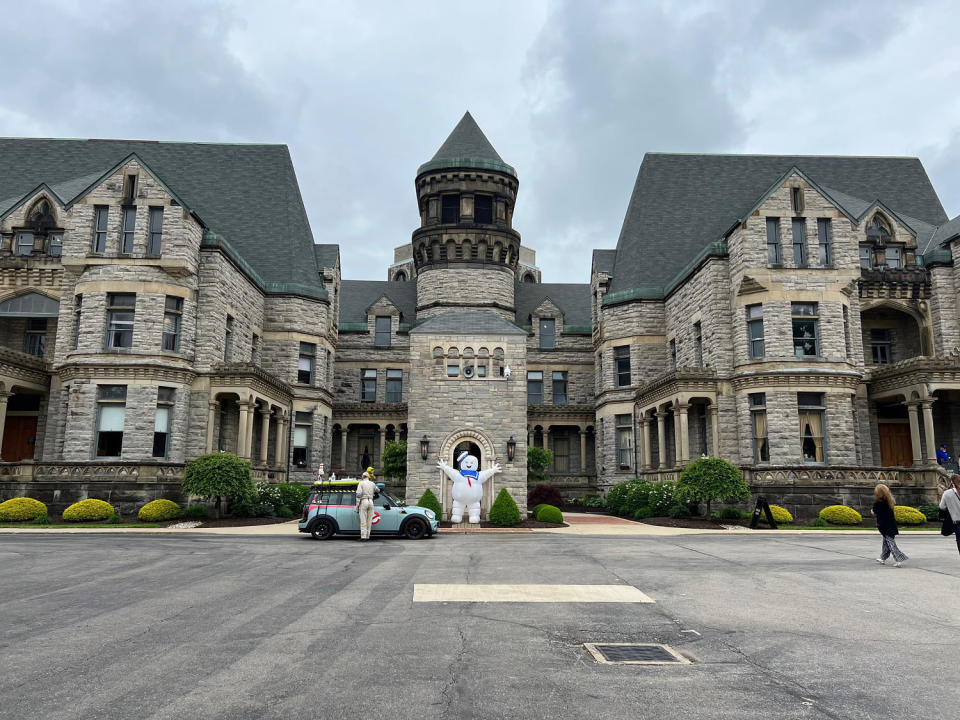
[453,441,481,470]
[439,430,496,521]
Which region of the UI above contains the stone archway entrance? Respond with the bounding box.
[439,430,495,520]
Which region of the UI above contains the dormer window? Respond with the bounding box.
[16,198,63,257]
[123,174,138,203]
[867,215,892,244]
[791,187,804,214]
[884,246,902,269]
[15,232,34,255]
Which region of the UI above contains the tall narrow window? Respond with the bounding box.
[15,232,34,255]
[386,369,403,402]
[527,371,544,405]
[298,342,316,384]
[552,371,568,405]
[539,318,555,349]
[251,334,260,364]
[24,318,47,357]
[792,218,807,266]
[73,294,82,350]
[375,316,391,348]
[224,315,234,361]
[842,306,851,359]
[871,329,892,364]
[47,232,62,257]
[766,217,781,264]
[105,293,136,349]
[474,194,493,224]
[96,385,127,457]
[750,393,769,464]
[92,206,108,253]
[615,414,634,470]
[884,247,902,269]
[791,302,819,356]
[747,304,764,359]
[552,429,570,472]
[153,387,175,458]
[162,296,182,352]
[798,392,825,463]
[791,187,804,214]
[123,174,137,202]
[293,412,311,467]
[859,245,873,269]
[669,338,677,368]
[693,322,703,367]
[817,218,832,266]
[121,206,136,253]
[441,195,459,223]
[361,369,377,401]
[148,207,164,254]
[614,345,631,387]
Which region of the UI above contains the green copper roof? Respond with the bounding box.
[417,112,516,178]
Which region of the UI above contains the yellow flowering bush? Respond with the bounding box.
[893,505,926,526]
[769,504,794,524]
[819,505,862,525]
[62,499,115,522]
[0,497,48,521]
[138,499,181,522]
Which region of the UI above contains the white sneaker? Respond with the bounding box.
[875,558,885,564]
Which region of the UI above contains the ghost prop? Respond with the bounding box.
[437,451,502,523]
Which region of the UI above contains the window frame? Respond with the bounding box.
[791,302,819,357]
[859,245,873,269]
[615,413,634,470]
[539,318,556,349]
[474,194,493,224]
[797,392,826,464]
[105,293,136,350]
[298,342,316,384]
[527,370,544,405]
[152,387,175,459]
[766,217,782,265]
[374,316,391,348]
[121,206,136,254]
[15,232,34,256]
[224,315,234,362]
[552,371,568,405]
[147,207,164,255]
[162,296,183,352]
[884,246,903,269]
[749,392,769,464]
[614,345,631,387]
[792,217,807,267]
[95,384,127,458]
[386,369,403,403]
[92,205,108,254]
[693,321,703,367]
[441,194,459,224]
[24,318,47,357]
[870,328,892,365]
[747,304,764,359]
[293,411,312,468]
[817,218,832,266]
[361,368,377,402]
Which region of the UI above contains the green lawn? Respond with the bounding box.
[776,524,939,531]
[0,523,160,529]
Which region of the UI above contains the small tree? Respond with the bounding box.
[527,446,553,484]
[417,488,443,517]
[676,457,749,518]
[489,488,522,526]
[382,440,407,480]
[182,453,254,518]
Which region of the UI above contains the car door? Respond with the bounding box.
[333,490,361,534]
[371,493,402,534]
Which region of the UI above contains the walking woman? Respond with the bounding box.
[940,474,960,558]
[871,484,907,567]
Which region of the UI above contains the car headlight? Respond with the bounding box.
[424,509,436,520]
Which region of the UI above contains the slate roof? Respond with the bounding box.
[0,138,324,296]
[515,282,591,328]
[607,153,949,301]
[409,310,527,335]
[416,112,516,178]
[931,215,960,248]
[339,280,417,325]
[313,243,340,271]
[592,249,617,275]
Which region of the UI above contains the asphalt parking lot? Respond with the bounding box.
[1,531,958,720]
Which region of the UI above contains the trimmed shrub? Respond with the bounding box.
[0,497,48,522]
[182,453,254,518]
[669,504,692,519]
[818,505,862,525]
[676,457,749,517]
[535,504,564,523]
[716,507,746,520]
[63,499,115,522]
[917,504,940,522]
[633,506,653,520]
[138,499,181,522]
[893,505,926,526]
[528,483,564,509]
[256,482,311,514]
[107,513,123,524]
[417,489,443,518]
[769,505,794,524]
[527,446,553,485]
[179,504,209,519]
[811,517,829,527]
[604,482,631,515]
[32,513,50,526]
[583,494,605,508]
[531,503,548,517]
[489,488,522,526]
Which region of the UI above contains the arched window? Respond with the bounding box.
[394,270,406,282]
[867,214,892,244]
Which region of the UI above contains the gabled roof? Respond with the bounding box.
[592,249,617,275]
[932,215,960,248]
[313,244,340,271]
[339,280,417,325]
[606,153,948,301]
[515,282,591,329]
[0,138,323,295]
[409,310,526,335]
[416,112,516,178]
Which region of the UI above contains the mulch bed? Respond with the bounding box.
[438,519,568,529]
[640,517,729,530]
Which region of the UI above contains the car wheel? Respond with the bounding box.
[311,518,334,540]
[404,517,427,540]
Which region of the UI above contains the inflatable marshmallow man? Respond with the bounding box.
[437,451,501,523]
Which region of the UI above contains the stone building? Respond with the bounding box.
[1,117,958,516]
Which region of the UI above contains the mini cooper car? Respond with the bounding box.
[298,479,439,540]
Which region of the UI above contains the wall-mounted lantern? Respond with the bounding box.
[506,436,516,462]
[420,435,430,461]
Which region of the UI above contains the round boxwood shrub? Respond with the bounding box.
[534,504,564,523]
[528,483,564,509]
[0,497,48,522]
[633,506,653,520]
[138,499,181,522]
[417,489,443,518]
[489,488,522,526]
[818,505,862,525]
[893,505,926,526]
[769,505,794,524]
[917,504,940,522]
[63,499,115,522]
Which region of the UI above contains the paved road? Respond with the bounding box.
[1,532,958,719]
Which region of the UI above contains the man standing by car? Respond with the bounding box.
[355,471,378,541]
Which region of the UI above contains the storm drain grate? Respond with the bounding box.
[584,643,691,665]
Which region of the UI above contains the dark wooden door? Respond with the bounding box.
[879,423,912,467]
[1,416,38,461]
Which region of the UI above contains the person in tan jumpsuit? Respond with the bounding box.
[355,472,378,540]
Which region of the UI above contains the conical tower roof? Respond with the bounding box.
[417,112,516,178]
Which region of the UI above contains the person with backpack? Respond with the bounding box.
[871,484,907,567]
[940,474,960,557]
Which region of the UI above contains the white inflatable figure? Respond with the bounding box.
[437,450,502,523]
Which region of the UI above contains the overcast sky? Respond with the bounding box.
[3,0,959,283]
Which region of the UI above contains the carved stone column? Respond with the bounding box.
[709,404,720,458]
[906,402,922,467]
[655,411,668,469]
[237,401,252,460]
[640,417,652,470]
[579,429,587,473]
[259,407,271,466]
[676,403,690,463]
[921,400,936,464]
[275,412,288,467]
[205,399,217,454]
[340,425,348,470]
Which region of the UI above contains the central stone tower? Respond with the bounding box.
[412,112,521,321]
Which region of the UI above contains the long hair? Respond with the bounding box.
[874,483,895,508]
